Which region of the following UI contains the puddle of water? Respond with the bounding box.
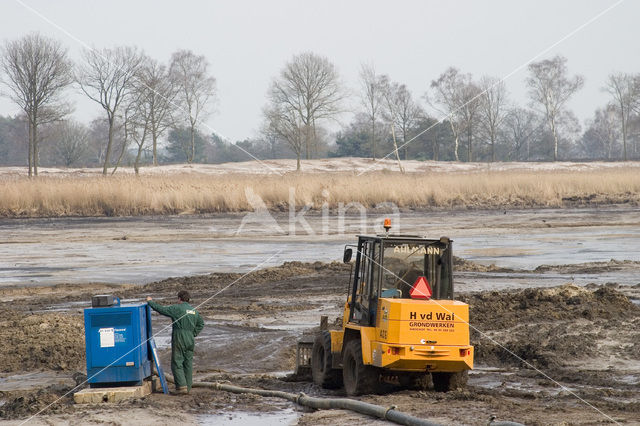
[2,208,640,288]
[257,301,343,333]
[40,300,88,313]
[0,239,343,287]
[455,227,640,270]
[0,371,74,392]
[154,335,171,349]
[456,270,640,292]
[615,374,639,385]
[471,370,568,396]
[198,407,298,425]
[470,366,511,373]
[269,371,293,378]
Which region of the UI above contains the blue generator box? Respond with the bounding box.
[84,297,152,387]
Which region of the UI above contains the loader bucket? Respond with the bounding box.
[294,336,314,380]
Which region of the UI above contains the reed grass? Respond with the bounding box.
[0,168,639,217]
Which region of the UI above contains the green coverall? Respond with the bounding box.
[148,300,204,391]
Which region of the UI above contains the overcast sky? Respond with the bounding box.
[0,0,637,142]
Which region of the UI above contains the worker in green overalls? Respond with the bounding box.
[147,290,204,394]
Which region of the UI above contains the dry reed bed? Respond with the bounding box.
[0,169,639,217]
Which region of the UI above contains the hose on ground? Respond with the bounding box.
[164,373,440,426]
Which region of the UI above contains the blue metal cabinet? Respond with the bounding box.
[84,303,152,386]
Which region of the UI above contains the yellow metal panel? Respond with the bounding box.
[370,298,473,372]
[344,299,473,371]
[329,330,344,354]
[380,299,469,346]
[345,324,377,365]
[376,301,390,341]
[342,301,350,328]
[375,343,473,372]
[360,326,377,365]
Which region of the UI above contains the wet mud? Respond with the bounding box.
[4,207,640,288]
[0,312,85,373]
[1,259,640,425]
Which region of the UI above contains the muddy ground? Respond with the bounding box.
[1,261,639,425]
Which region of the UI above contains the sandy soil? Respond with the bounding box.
[2,158,640,177]
[1,260,639,425]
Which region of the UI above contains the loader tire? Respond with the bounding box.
[311,332,342,389]
[342,339,379,396]
[432,370,468,392]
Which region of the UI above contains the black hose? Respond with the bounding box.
[165,373,440,426]
[295,392,439,426]
[166,374,525,426]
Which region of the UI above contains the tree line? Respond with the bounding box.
[0,33,216,176]
[1,32,640,174]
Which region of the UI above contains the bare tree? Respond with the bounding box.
[604,72,640,160]
[110,113,131,175]
[379,80,404,172]
[270,52,343,162]
[76,46,143,174]
[503,108,542,161]
[382,81,423,161]
[137,57,176,166]
[126,97,151,175]
[51,120,89,167]
[628,115,640,157]
[429,118,452,161]
[580,105,620,160]
[427,67,465,161]
[360,64,387,159]
[263,103,303,170]
[104,84,149,175]
[457,79,481,162]
[0,115,28,165]
[260,120,287,159]
[478,76,509,162]
[526,55,584,161]
[0,33,72,176]
[87,117,110,166]
[169,50,216,164]
[119,55,177,172]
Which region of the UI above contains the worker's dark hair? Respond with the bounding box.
[177,290,191,303]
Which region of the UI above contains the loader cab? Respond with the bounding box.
[346,235,454,327]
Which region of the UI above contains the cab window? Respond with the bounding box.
[353,240,380,325]
[380,241,451,299]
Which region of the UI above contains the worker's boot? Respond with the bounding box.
[173,386,189,395]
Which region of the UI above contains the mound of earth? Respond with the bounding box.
[139,261,350,295]
[533,259,640,274]
[452,256,513,272]
[462,283,638,330]
[462,284,640,369]
[0,311,85,373]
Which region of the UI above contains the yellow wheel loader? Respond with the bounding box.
[297,221,473,396]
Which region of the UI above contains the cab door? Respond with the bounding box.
[350,239,380,326]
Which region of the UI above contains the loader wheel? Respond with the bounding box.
[342,339,379,396]
[311,332,342,389]
[432,370,468,392]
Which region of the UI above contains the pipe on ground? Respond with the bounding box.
[164,373,440,426]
